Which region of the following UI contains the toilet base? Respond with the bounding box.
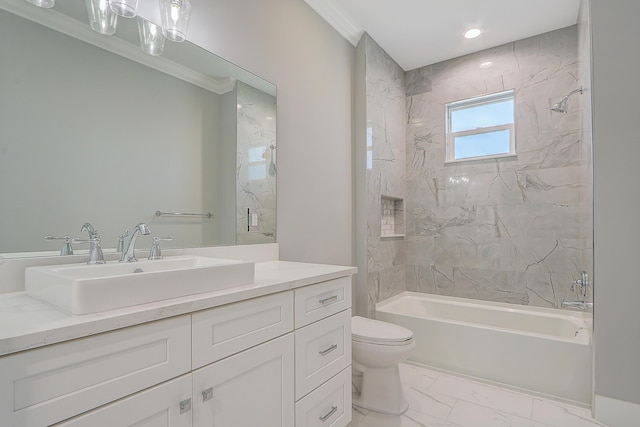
[352,364,409,415]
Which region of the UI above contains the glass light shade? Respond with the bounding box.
[86,0,118,35]
[26,0,55,8]
[137,18,165,56]
[109,0,138,18]
[160,0,191,42]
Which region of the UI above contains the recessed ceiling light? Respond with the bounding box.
[464,28,482,39]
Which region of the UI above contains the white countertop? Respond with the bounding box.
[0,261,357,357]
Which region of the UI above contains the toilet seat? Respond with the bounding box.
[352,316,413,346]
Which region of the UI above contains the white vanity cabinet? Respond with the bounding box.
[0,268,354,427]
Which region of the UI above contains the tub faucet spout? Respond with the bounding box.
[560,300,593,310]
[119,223,151,263]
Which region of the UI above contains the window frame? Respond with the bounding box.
[445,89,516,163]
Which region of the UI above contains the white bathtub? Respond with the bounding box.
[376,291,592,405]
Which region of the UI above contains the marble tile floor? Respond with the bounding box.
[348,363,608,427]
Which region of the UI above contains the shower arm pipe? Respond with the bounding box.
[564,86,584,100]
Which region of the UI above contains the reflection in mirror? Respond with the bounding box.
[0,1,276,256]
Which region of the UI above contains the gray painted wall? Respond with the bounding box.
[185,0,354,267]
[592,0,640,406]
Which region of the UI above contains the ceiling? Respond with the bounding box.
[303,0,582,71]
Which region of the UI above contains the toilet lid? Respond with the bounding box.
[351,316,413,345]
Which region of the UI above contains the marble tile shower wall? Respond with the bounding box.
[364,34,407,316]
[577,1,594,293]
[404,25,592,308]
[236,81,277,245]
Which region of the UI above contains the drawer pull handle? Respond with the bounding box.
[319,344,338,356]
[180,398,192,414]
[319,406,338,422]
[319,295,338,305]
[202,387,213,402]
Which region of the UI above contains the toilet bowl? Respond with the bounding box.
[351,316,415,415]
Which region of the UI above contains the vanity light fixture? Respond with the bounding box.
[464,28,482,39]
[138,18,166,56]
[160,0,192,42]
[86,0,118,36]
[28,0,193,57]
[109,0,138,18]
[25,0,55,9]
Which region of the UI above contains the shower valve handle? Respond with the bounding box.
[571,271,589,296]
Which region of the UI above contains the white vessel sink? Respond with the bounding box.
[25,256,255,314]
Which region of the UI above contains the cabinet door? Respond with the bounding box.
[53,375,193,427]
[193,333,294,427]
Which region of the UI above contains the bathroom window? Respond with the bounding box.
[445,90,515,162]
[247,146,267,180]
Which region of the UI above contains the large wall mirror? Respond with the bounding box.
[0,0,276,257]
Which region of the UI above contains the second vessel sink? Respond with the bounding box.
[25,256,255,314]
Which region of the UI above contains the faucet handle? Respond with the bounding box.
[148,236,173,260]
[117,230,129,253]
[72,237,106,265]
[570,271,590,297]
[45,235,74,255]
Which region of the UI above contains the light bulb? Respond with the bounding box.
[160,0,192,42]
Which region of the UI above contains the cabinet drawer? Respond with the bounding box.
[53,374,192,427]
[295,276,351,328]
[192,291,293,368]
[0,316,191,427]
[295,309,351,400]
[295,367,352,427]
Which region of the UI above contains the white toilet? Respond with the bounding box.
[351,316,416,415]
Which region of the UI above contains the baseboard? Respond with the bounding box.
[595,394,640,426]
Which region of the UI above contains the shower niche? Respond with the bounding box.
[381,196,404,238]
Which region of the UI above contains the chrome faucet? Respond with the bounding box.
[561,271,592,310]
[78,222,105,265]
[119,223,151,262]
[81,222,98,241]
[80,223,101,260]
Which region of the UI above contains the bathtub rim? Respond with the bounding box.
[375,291,592,345]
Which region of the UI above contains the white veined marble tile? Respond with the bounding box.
[446,400,550,427]
[403,384,457,420]
[428,374,534,418]
[531,398,608,427]
[349,364,608,427]
[351,408,461,427]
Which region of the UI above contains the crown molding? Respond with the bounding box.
[0,0,232,94]
[304,0,362,46]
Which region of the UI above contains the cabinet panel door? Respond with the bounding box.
[53,375,192,427]
[192,291,293,369]
[0,316,191,427]
[193,333,294,427]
